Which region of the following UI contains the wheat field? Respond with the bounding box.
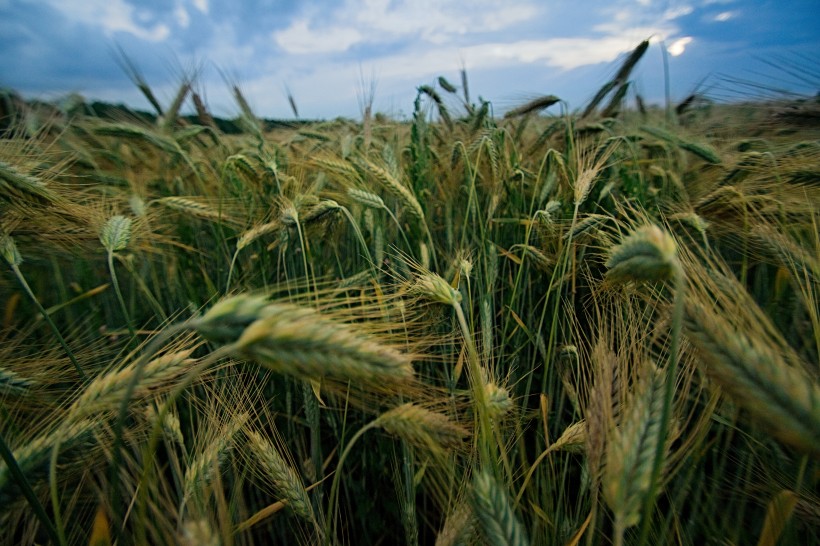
[1,42,818,545]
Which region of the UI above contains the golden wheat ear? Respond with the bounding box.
[375,403,467,452]
[435,502,476,546]
[195,294,414,383]
[245,429,315,522]
[68,349,195,418]
[409,271,462,306]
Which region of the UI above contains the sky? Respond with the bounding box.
[1,0,818,120]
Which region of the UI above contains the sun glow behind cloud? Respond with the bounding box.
[667,36,693,56]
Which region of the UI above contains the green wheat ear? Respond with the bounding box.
[100,215,132,253]
[606,225,678,284]
[0,233,22,266]
[410,272,462,306]
[471,469,529,546]
[195,294,272,343]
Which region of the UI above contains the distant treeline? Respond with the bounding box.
[0,87,322,136]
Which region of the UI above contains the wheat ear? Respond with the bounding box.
[0,367,34,397]
[435,502,476,546]
[246,429,314,522]
[70,350,195,418]
[0,419,98,504]
[99,215,132,253]
[409,272,462,306]
[358,159,425,221]
[375,403,467,451]
[603,369,667,544]
[471,469,529,546]
[183,413,249,501]
[606,225,678,284]
[196,295,414,383]
[684,300,820,455]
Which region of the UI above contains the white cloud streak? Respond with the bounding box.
[175,5,190,28]
[362,29,672,82]
[273,19,363,54]
[192,0,209,14]
[41,0,170,41]
[663,5,694,19]
[273,0,539,54]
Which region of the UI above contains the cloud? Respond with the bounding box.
[207,0,682,117]
[175,5,190,28]
[667,36,693,56]
[593,3,682,39]
[272,0,539,54]
[350,0,538,42]
[6,0,816,121]
[663,5,694,20]
[365,32,667,81]
[0,1,171,94]
[40,0,170,41]
[273,19,363,54]
[714,11,735,21]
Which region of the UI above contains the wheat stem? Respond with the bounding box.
[327,420,378,544]
[108,251,136,344]
[49,431,68,546]
[638,266,685,546]
[454,302,495,464]
[0,430,63,546]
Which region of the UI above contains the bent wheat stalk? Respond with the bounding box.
[606,225,684,546]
